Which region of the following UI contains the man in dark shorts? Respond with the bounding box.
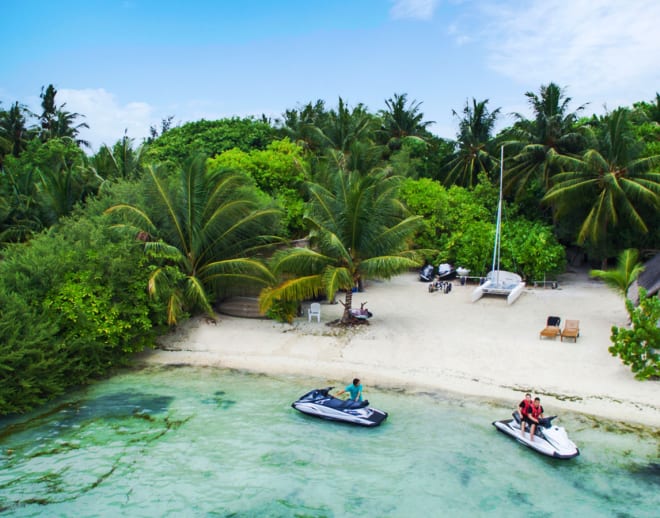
[528,397,545,442]
[518,393,533,438]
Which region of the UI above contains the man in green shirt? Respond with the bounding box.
[335,378,363,401]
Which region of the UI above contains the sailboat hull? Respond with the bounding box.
[507,282,525,304]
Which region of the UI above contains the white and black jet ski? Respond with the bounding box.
[492,411,579,459]
[292,388,388,427]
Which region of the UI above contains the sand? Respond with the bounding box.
[142,270,660,428]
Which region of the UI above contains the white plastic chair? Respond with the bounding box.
[308,302,321,322]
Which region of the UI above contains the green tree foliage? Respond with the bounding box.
[106,155,281,324]
[314,97,376,153]
[379,93,434,150]
[279,99,329,153]
[0,138,100,240]
[631,94,660,159]
[399,177,450,250]
[207,139,309,236]
[260,168,425,322]
[609,289,660,380]
[399,176,564,278]
[444,98,501,187]
[0,101,34,160]
[0,156,43,243]
[590,248,644,300]
[145,117,276,164]
[91,133,145,182]
[0,196,166,415]
[38,84,90,147]
[503,219,566,281]
[544,108,660,263]
[504,83,586,197]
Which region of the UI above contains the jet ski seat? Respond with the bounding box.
[324,398,369,410]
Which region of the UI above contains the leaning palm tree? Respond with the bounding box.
[444,98,500,188]
[106,155,281,324]
[590,248,644,300]
[543,108,660,265]
[259,167,426,323]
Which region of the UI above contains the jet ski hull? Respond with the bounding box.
[493,417,579,459]
[292,388,388,427]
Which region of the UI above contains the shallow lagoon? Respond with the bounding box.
[1,366,658,517]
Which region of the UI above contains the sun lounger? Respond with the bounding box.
[540,316,561,340]
[561,320,580,342]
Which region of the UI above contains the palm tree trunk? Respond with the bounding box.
[342,289,354,322]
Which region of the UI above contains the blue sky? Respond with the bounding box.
[2,0,659,150]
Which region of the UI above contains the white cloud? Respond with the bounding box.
[58,88,154,151]
[482,0,660,110]
[447,22,472,46]
[390,0,440,20]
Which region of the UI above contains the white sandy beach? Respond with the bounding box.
[142,270,660,428]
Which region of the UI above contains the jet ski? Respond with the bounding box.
[292,387,388,427]
[419,264,435,282]
[436,263,457,280]
[492,411,579,459]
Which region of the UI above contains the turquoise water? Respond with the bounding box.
[1,366,658,517]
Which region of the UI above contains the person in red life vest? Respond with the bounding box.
[528,397,545,442]
[518,393,533,438]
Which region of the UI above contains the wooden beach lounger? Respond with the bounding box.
[561,320,580,342]
[540,316,561,340]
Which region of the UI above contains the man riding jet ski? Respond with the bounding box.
[492,411,579,459]
[291,387,388,427]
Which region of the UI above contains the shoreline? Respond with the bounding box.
[141,271,660,429]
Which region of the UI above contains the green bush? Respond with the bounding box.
[0,191,167,415]
[266,298,301,324]
[145,118,276,164]
[609,289,660,380]
[400,177,565,277]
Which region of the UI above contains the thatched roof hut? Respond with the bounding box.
[628,253,660,303]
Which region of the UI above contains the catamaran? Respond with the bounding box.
[471,146,525,305]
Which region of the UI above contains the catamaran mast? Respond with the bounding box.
[491,146,504,284]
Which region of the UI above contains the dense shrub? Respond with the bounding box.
[145,118,276,164]
[0,193,167,415]
[400,177,565,277]
[609,289,660,380]
[208,139,308,236]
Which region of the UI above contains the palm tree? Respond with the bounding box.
[280,99,328,153]
[590,248,644,300]
[0,163,44,243]
[379,93,434,149]
[259,167,425,323]
[543,109,660,264]
[505,83,586,196]
[315,97,376,153]
[92,133,145,182]
[38,84,90,148]
[106,155,281,324]
[444,98,500,187]
[0,102,34,158]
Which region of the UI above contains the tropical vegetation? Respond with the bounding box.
[1,83,659,414]
[609,289,660,380]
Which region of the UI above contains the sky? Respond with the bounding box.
[2,0,659,151]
